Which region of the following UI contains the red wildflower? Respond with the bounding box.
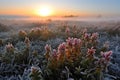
[87,47,96,55]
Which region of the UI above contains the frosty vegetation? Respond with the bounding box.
[0,20,120,80]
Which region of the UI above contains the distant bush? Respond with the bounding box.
[18,30,27,40]
[57,24,88,39]
[28,27,56,41]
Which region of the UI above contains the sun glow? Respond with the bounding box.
[37,6,52,17]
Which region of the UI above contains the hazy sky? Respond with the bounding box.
[0,0,120,17]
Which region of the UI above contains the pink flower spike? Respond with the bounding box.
[91,32,99,40]
[87,47,96,55]
[65,27,70,33]
[45,44,51,52]
[52,49,58,58]
[83,28,87,34]
[72,38,81,47]
[58,42,66,54]
[101,51,112,61]
[66,37,74,47]
[84,33,90,40]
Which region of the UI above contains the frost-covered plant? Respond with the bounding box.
[33,33,112,80]
[65,27,70,37]
[28,27,55,41]
[57,24,90,39]
[18,30,27,40]
[24,37,30,48]
[5,43,14,53]
[1,43,15,63]
[28,27,42,39]
[17,26,56,42]
[1,37,31,64]
[29,66,43,80]
[100,51,112,71]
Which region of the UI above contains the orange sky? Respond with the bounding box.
[0,9,91,17]
[0,0,120,17]
[0,6,110,18]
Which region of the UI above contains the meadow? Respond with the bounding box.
[0,19,120,80]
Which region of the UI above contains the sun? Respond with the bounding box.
[37,6,52,17]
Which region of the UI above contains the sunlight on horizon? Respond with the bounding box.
[36,6,53,17]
